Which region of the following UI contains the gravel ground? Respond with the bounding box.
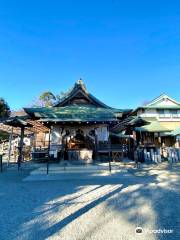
[0,162,180,240]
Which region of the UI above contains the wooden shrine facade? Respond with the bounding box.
[23,80,131,162]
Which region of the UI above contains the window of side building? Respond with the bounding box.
[157,109,165,118]
[171,109,178,118]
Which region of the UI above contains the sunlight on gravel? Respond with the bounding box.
[0,163,180,240]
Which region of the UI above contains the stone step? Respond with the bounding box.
[24,171,132,181]
[30,167,128,175]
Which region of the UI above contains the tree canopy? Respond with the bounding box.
[0,98,10,118]
[33,91,56,107]
[39,91,56,107]
[32,88,72,107]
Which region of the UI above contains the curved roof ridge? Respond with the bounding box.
[53,80,113,108]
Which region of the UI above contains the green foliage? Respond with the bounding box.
[33,91,56,107]
[39,91,56,107]
[33,87,73,107]
[0,98,10,118]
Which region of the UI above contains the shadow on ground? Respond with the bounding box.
[0,163,180,240]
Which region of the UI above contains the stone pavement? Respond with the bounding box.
[0,161,180,240]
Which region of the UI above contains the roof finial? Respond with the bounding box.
[77,78,83,85]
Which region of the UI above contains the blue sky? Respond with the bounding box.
[0,0,180,110]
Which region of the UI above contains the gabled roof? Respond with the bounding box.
[54,79,112,108]
[144,93,180,108]
[24,80,132,123]
[132,94,180,114]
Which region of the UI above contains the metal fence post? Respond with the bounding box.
[0,155,2,172]
[47,154,49,175]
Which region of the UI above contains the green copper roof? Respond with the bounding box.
[170,128,180,136]
[24,105,123,122]
[128,116,153,126]
[135,121,172,133]
[3,116,32,127]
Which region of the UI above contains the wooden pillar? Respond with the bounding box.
[140,130,142,145]
[94,128,98,160]
[7,127,13,167]
[18,126,24,171]
[128,133,131,159]
[47,128,51,174]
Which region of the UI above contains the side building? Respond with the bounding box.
[133,94,180,148]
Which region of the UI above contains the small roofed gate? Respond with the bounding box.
[0,116,49,169]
